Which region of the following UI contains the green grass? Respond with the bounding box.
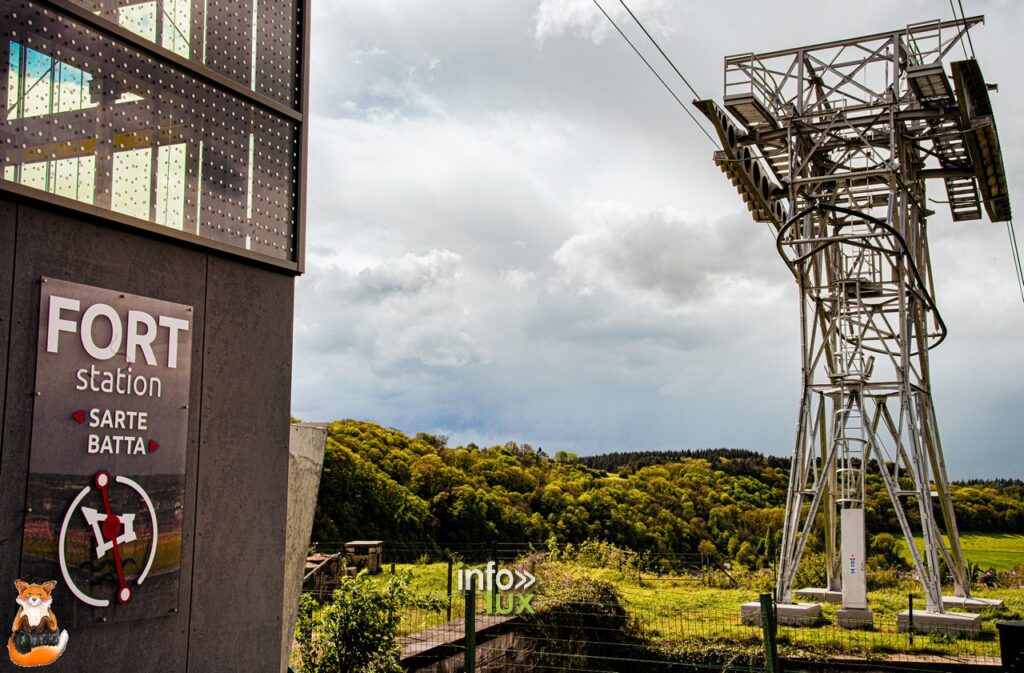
[903,532,1024,571]
[365,537,1024,661]
[380,558,1021,660]
[371,562,453,595]
[567,564,1017,659]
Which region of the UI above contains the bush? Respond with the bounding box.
[577,540,639,571]
[735,541,757,569]
[521,563,647,671]
[996,563,1024,589]
[868,533,909,571]
[867,566,901,590]
[294,570,442,673]
[794,551,828,589]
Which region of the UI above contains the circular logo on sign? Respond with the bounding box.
[58,471,158,607]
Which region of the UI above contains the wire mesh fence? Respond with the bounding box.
[383,585,1004,672]
[311,539,716,580]
[298,542,1017,672]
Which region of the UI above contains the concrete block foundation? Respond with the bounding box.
[836,607,873,629]
[941,595,1004,611]
[897,610,982,638]
[741,601,822,627]
[795,587,843,604]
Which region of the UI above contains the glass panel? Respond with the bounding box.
[112,147,152,221]
[53,155,97,204]
[0,2,299,261]
[66,0,301,107]
[119,2,157,43]
[161,0,191,59]
[155,143,187,230]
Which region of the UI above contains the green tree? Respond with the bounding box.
[310,419,1024,565]
[736,541,758,569]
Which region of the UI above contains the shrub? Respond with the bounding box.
[794,551,828,589]
[521,564,647,671]
[868,533,910,571]
[294,570,442,673]
[996,563,1024,589]
[867,566,901,590]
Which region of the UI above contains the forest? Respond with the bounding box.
[310,420,1024,568]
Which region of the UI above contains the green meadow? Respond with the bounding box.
[904,532,1024,571]
[375,557,1022,659]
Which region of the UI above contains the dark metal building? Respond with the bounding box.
[0,0,310,670]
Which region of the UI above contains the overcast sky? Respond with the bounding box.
[293,0,1024,479]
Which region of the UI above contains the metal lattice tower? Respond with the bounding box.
[696,17,1011,615]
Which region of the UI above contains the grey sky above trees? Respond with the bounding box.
[294,0,1024,479]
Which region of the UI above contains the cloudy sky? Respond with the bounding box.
[292,0,1024,479]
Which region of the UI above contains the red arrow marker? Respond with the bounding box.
[148,440,160,453]
[71,409,85,424]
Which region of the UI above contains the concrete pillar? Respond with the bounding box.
[280,423,328,673]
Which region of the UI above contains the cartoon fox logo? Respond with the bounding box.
[7,580,68,668]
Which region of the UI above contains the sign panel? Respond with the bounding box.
[20,278,192,623]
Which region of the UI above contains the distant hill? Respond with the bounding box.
[309,420,1024,568]
[581,449,790,474]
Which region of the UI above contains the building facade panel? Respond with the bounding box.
[62,0,302,107]
[188,254,294,672]
[0,198,14,471]
[1,1,303,264]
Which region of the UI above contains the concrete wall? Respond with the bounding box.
[0,194,295,672]
[281,423,327,672]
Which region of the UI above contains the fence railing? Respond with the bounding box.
[310,539,714,573]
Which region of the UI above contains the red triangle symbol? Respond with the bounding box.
[71,409,85,424]
[148,440,160,453]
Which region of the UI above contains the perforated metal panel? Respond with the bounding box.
[0,1,302,263]
[64,0,301,107]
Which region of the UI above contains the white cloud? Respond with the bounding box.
[501,268,537,288]
[533,0,675,44]
[552,202,784,311]
[296,0,1024,478]
[350,249,461,303]
[351,46,387,64]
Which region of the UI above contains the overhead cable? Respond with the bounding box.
[949,0,970,60]
[617,0,702,101]
[1007,220,1024,303]
[591,0,720,149]
[958,0,977,59]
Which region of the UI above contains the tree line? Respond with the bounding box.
[310,420,1024,568]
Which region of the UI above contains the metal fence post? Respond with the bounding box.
[465,586,476,673]
[447,557,454,621]
[759,593,779,673]
[908,594,914,646]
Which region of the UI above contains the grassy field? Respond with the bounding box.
[374,538,1024,661]
[904,532,1024,571]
